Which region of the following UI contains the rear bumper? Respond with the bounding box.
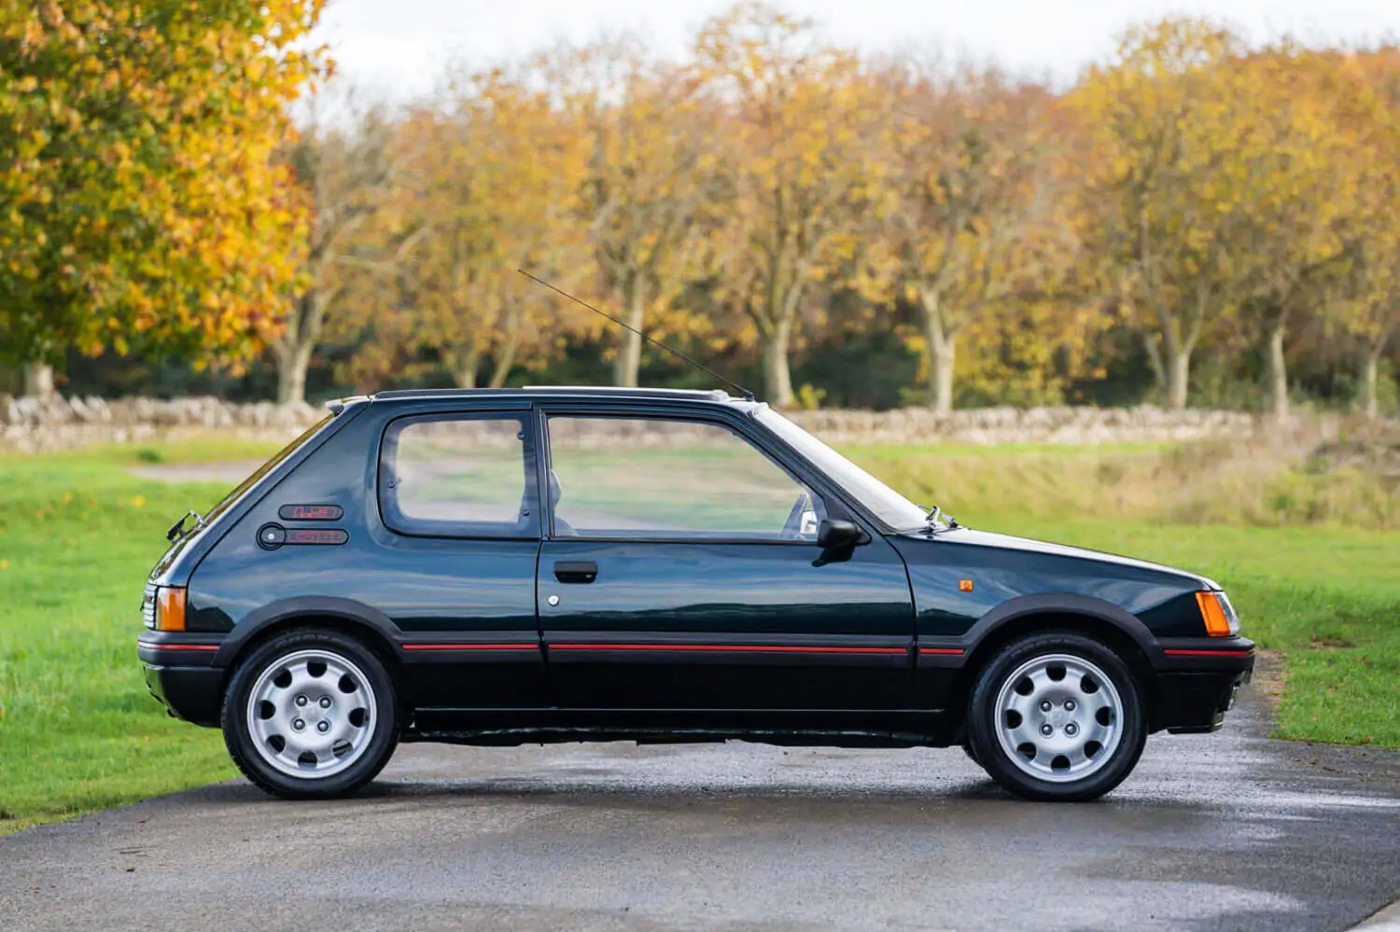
[138,632,225,727]
[1151,637,1255,734]
[143,663,223,727]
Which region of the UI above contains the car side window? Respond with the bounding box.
[380,413,536,538]
[545,415,824,541]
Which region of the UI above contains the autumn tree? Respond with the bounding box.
[0,0,325,396]
[1224,48,1359,419]
[873,60,1069,413]
[695,3,875,407]
[271,102,398,403]
[1072,19,1260,409]
[552,41,719,387]
[346,68,588,389]
[1331,48,1400,419]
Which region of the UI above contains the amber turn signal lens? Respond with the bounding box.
[156,586,187,632]
[1195,590,1231,637]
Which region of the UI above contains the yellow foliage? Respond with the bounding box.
[0,0,327,368]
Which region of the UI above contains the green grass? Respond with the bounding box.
[0,448,253,833]
[0,436,1395,835]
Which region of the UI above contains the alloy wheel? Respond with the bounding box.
[246,649,377,779]
[992,652,1123,783]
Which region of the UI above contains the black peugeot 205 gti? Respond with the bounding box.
[138,386,1253,802]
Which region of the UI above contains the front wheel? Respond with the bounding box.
[222,628,399,799]
[966,632,1146,802]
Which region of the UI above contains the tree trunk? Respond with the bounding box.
[759,318,795,408]
[919,290,956,414]
[613,276,645,388]
[276,343,312,405]
[22,362,55,398]
[929,335,956,415]
[1142,333,1166,393]
[1164,344,1191,410]
[1266,324,1289,419]
[1360,349,1381,420]
[446,345,480,389]
[489,336,519,389]
[274,290,324,405]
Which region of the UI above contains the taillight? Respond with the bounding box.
[156,586,188,632]
[1195,590,1238,637]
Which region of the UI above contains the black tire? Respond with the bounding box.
[965,631,1146,802]
[960,742,980,766]
[222,627,400,799]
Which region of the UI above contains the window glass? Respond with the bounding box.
[546,416,822,540]
[756,406,929,530]
[382,415,532,536]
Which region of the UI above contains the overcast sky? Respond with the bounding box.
[311,0,1400,102]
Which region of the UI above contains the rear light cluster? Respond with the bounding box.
[1195,590,1239,637]
[145,585,188,632]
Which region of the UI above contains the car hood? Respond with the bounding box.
[898,527,1219,590]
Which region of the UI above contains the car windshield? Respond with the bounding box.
[754,407,930,530]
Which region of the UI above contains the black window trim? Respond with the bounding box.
[533,404,864,546]
[378,408,543,541]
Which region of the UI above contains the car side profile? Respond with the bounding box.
[137,387,1254,802]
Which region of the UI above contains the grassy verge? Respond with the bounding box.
[0,437,1394,835]
[0,446,256,833]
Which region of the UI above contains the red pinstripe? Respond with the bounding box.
[549,643,907,654]
[403,643,538,651]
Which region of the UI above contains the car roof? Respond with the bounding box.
[367,386,751,406]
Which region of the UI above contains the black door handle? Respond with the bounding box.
[554,560,598,583]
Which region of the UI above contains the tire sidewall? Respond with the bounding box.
[967,632,1146,802]
[222,628,399,799]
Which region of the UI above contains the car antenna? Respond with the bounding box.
[518,268,756,402]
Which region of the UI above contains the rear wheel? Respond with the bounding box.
[966,631,1146,801]
[222,628,399,799]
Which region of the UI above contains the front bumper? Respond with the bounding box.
[1151,636,1255,734]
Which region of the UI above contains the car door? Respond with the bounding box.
[536,406,916,712]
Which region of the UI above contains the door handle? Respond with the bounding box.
[554,560,598,583]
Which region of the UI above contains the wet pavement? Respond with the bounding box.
[2,684,1397,931]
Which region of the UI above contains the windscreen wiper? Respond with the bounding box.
[921,504,961,533]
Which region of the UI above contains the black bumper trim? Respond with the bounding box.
[144,664,223,727]
[1151,668,1252,734]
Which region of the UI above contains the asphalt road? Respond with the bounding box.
[2,680,1397,932]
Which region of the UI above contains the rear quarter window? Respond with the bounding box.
[379,413,538,538]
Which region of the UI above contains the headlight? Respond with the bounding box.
[1194,590,1239,637]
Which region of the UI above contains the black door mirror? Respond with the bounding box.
[816,518,863,549]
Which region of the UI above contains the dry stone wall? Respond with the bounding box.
[1,393,1270,452]
[786,405,1262,446]
[1,395,322,452]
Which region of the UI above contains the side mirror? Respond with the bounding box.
[816,518,863,549]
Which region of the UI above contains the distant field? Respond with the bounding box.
[0,435,1395,834]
